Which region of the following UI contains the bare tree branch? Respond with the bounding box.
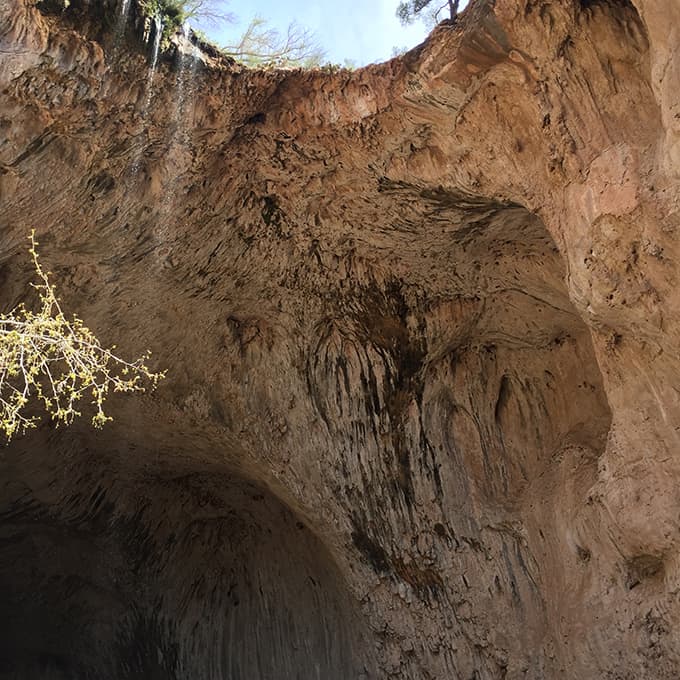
[221,16,325,67]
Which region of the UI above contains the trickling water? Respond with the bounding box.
[144,30,206,267]
[173,35,199,130]
[130,15,164,175]
[149,15,163,72]
[114,0,132,43]
[129,20,202,263]
[152,35,201,248]
[140,16,163,119]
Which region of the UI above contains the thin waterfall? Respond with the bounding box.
[141,15,163,120]
[149,15,163,72]
[173,27,199,134]
[130,14,164,175]
[114,0,132,43]
[153,31,201,250]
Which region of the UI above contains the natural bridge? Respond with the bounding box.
[1,0,679,677]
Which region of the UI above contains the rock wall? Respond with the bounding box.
[1,0,679,677]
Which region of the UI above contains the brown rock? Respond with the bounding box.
[1,0,679,677]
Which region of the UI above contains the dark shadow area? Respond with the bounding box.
[0,443,370,680]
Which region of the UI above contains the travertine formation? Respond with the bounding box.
[1,0,679,677]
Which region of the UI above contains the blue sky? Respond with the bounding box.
[193,0,435,66]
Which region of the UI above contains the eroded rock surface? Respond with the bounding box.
[1,0,679,677]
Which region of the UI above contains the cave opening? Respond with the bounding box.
[0,442,370,680]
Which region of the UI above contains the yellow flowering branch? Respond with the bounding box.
[0,231,165,440]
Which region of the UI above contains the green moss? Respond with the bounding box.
[139,0,186,46]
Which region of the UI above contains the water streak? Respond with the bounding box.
[173,36,199,134]
[130,15,164,175]
[141,16,163,119]
[146,33,204,263]
[152,37,201,246]
[149,15,163,72]
[114,0,132,43]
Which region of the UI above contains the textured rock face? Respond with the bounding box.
[1,0,679,677]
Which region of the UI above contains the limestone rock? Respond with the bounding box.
[1,0,680,677]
